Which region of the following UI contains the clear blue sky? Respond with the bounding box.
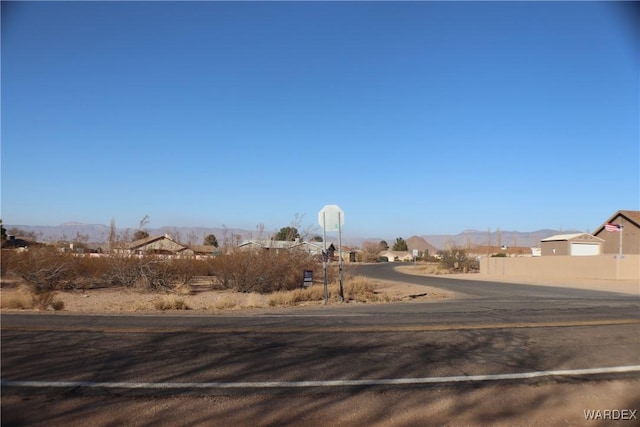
[2,1,638,238]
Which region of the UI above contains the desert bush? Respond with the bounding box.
[154,295,190,311]
[103,256,208,292]
[212,249,321,293]
[438,247,479,272]
[267,275,376,306]
[214,297,237,310]
[2,247,73,309]
[343,275,375,302]
[1,290,34,309]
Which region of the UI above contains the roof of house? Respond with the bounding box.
[593,210,640,234]
[238,239,302,249]
[541,233,603,242]
[238,240,332,251]
[189,245,219,254]
[379,250,413,257]
[115,234,186,251]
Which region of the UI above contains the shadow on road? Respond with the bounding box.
[2,317,639,426]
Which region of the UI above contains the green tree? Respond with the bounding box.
[392,237,408,251]
[275,226,300,241]
[1,219,7,242]
[203,234,219,247]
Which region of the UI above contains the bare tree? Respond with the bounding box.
[139,214,151,230]
[108,218,117,252]
[361,241,382,262]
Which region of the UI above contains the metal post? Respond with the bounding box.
[619,225,623,256]
[338,212,344,302]
[322,212,329,304]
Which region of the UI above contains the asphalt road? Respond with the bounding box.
[2,264,639,426]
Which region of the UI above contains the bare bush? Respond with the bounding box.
[1,247,71,309]
[211,249,321,293]
[154,295,190,311]
[104,256,208,292]
[438,247,479,273]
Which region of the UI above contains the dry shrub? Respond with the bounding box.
[243,293,265,308]
[154,295,190,311]
[2,247,70,310]
[211,249,321,293]
[214,297,237,310]
[1,290,34,309]
[106,257,207,292]
[268,288,317,306]
[267,275,376,306]
[343,275,375,302]
[413,262,450,275]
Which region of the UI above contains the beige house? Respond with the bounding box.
[114,234,186,255]
[593,210,640,255]
[237,239,325,255]
[379,250,414,262]
[540,233,603,256]
[114,234,218,257]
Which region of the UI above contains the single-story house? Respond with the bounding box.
[186,245,220,257]
[114,234,189,256]
[593,210,640,255]
[540,233,603,256]
[237,239,328,256]
[378,250,414,262]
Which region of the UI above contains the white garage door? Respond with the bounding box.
[570,243,600,256]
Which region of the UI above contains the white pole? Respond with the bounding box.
[338,212,344,302]
[322,212,328,304]
[619,225,623,256]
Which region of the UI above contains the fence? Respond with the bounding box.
[480,254,640,281]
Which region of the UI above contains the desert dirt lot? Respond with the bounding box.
[0,270,450,314]
[2,264,638,313]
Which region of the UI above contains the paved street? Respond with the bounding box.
[2,265,639,426]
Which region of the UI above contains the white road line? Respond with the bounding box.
[3,365,639,390]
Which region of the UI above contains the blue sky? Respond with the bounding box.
[2,1,638,238]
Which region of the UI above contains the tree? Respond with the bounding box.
[203,234,219,247]
[361,241,382,262]
[275,226,300,241]
[310,235,323,242]
[1,219,7,242]
[108,218,117,251]
[133,230,149,241]
[379,240,389,250]
[392,237,408,251]
[133,214,151,242]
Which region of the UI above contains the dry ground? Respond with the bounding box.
[2,263,637,313]
[0,274,450,314]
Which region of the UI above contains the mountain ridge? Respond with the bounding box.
[4,222,578,249]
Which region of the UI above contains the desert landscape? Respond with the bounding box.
[3,263,637,315]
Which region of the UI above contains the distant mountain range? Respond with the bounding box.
[4,222,579,250]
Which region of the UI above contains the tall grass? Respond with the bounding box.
[267,275,381,306]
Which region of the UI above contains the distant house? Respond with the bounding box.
[468,245,533,257]
[540,233,603,256]
[593,210,640,255]
[187,245,219,257]
[237,239,326,256]
[114,234,189,256]
[378,250,414,262]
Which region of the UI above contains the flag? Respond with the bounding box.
[605,223,623,232]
